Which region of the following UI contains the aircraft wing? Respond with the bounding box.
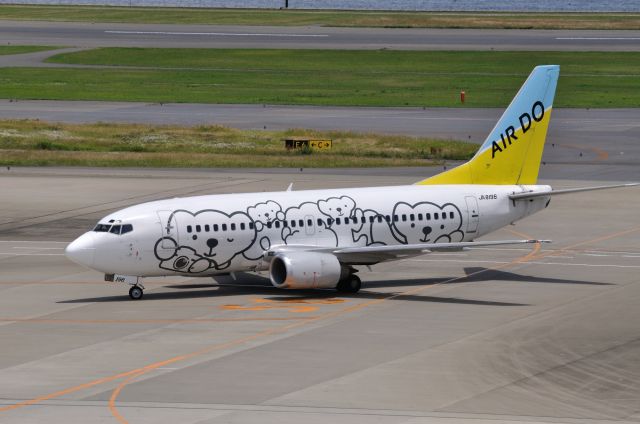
[288,239,549,265]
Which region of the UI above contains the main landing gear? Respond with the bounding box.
[129,284,144,300]
[336,274,361,293]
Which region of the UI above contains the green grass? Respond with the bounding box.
[1,49,636,107]
[0,5,639,30]
[0,46,58,56]
[0,120,476,168]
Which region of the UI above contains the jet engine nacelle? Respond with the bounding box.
[269,251,345,289]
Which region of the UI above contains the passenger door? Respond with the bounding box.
[464,196,479,234]
[157,210,179,248]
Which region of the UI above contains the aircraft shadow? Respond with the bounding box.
[58,269,562,306]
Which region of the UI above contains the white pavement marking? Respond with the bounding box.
[0,241,69,243]
[556,37,640,40]
[105,30,329,38]
[0,253,65,256]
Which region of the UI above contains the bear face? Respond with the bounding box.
[161,209,256,270]
[392,202,464,244]
[247,201,285,228]
[318,196,356,218]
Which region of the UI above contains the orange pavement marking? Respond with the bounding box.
[560,143,609,161]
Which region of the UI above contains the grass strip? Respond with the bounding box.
[1,49,634,108]
[0,120,476,168]
[0,5,638,30]
[0,46,58,56]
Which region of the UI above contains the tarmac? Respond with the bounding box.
[0,166,639,424]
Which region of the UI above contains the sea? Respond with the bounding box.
[1,0,639,12]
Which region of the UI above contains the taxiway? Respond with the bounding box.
[0,167,639,424]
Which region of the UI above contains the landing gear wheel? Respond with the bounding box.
[129,285,144,300]
[336,275,361,293]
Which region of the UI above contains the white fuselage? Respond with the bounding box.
[68,184,551,278]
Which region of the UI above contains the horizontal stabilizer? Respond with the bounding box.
[509,183,639,200]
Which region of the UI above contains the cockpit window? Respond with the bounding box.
[94,224,111,232]
[93,223,133,235]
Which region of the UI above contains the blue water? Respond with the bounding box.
[1,0,639,12]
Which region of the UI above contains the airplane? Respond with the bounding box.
[65,65,637,300]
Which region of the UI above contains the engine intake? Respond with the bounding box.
[269,251,344,289]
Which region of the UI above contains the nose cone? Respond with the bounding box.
[65,232,96,268]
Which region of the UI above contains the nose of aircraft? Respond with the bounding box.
[65,232,96,268]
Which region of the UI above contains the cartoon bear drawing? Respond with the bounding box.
[318,196,365,246]
[244,200,286,259]
[318,196,356,218]
[392,202,464,244]
[157,209,256,271]
[351,209,395,246]
[282,202,337,247]
[154,238,213,274]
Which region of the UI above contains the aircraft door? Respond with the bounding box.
[464,196,479,233]
[305,215,316,237]
[157,210,179,248]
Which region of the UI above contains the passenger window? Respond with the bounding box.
[327,218,333,226]
[402,214,407,222]
[450,212,454,219]
[240,223,246,230]
[361,217,366,224]
[291,220,296,228]
[377,216,383,223]
[344,217,350,225]
[434,213,439,220]
[196,225,201,232]
[266,222,273,229]
[205,224,210,232]
[369,216,375,223]
[336,218,341,225]
[418,213,423,220]
[410,214,415,221]
[121,224,133,234]
[231,223,236,231]
[385,215,391,222]
[282,221,288,228]
[275,221,281,229]
[426,213,431,220]
[213,224,219,231]
[248,222,254,230]
[393,215,398,222]
[307,219,312,226]
[317,218,323,226]
[298,219,304,227]
[187,225,193,233]
[109,225,121,235]
[222,224,227,231]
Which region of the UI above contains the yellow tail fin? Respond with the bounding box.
[417,65,559,186]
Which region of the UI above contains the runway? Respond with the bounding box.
[0,167,639,424]
[2,20,640,50]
